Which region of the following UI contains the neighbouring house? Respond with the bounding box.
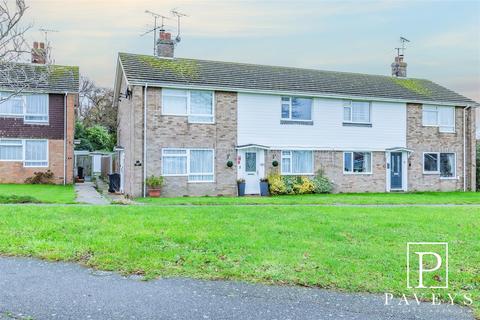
[113,31,478,197]
[0,42,79,184]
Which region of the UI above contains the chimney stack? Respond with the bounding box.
[31,41,47,64]
[156,31,175,58]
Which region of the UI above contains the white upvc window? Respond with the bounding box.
[162,148,214,182]
[343,151,372,174]
[422,105,455,133]
[343,101,371,124]
[423,152,456,178]
[0,139,48,167]
[0,139,23,161]
[281,150,314,175]
[281,97,313,121]
[162,89,214,124]
[0,92,49,123]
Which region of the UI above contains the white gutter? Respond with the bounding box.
[463,105,472,191]
[143,84,148,197]
[128,81,479,108]
[63,92,68,185]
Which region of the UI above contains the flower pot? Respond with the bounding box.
[148,188,161,197]
[260,181,269,196]
[237,182,246,196]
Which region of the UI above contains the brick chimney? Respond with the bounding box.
[156,31,175,58]
[31,41,47,64]
[391,54,407,77]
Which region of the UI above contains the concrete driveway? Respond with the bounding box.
[0,257,474,320]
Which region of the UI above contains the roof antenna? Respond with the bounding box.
[171,9,188,43]
[39,27,59,64]
[142,10,169,55]
[392,36,410,77]
[396,36,410,58]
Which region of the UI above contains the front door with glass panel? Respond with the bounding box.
[244,151,260,194]
[390,152,402,190]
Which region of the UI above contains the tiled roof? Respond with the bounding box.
[119,52,477,106]
[0,62,79,93]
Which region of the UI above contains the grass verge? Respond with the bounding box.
[138,191,480,205]
[0,205,478,316]
[0,184,76,204]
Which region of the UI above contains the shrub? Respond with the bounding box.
[312,169,333,193]
[24,170,55,184]
[267,172,286,195]
[145,175,164,189]
[298,176,315,194]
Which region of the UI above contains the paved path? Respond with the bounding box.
[74,182,109,205]
[0,257,474,320]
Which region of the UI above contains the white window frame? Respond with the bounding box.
[161,89,215,124]
[422,105,455,133]
[0,139,23,161]
[161,148,215,183]
[280,96,313,122]
[0,92,49,124]
[422,152,456,178]
[280,150,314,175]
[0,139,49,167]
[343,151,372,174]
[343,100,371,124]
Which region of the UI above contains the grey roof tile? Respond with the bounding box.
[119,52,477,106]
[0,62,79,93]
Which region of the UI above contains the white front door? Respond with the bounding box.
[244,151,259,194]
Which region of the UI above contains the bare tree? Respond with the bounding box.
[0,0,50,100]
[79,76,116,134]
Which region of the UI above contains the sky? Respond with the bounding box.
[21,0,480,101]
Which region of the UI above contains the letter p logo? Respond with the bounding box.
[407,243,448,289]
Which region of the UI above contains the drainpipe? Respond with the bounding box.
[463,105,472,192]
[143,84,148,197]
[63,92,68,185]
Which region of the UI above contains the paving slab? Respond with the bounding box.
[74,182,109,205]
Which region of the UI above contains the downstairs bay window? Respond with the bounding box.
[0,139,48,167]
[162,148,214,182]
[281,150,314,175]
[344,152,372,174]
[162,89,214,123]
[423,152,456,178]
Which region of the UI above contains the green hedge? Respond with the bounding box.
[268,170,333,195]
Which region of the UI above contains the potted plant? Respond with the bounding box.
[146,175,164,197]
[260,178,269,196]
[237,179,246,197]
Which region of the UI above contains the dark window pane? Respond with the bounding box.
[281,104,290,119]
[245,152,256,172]
[291,97,312,120]
[344,152,352,172]
[440,153,454,177]
[424,153,438,172]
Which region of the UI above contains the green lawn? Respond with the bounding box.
[138,191,480,205]
[0,205,478,316]
[0,184,76,204]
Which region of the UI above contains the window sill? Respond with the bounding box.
[440,177,458,180]
[343,172,373,175]
[281,173,314,176]
[280,120,313,126]
[342,122,372,127]
[188,181,215,184]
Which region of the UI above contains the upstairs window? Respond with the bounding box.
[162,89,214,123]
[0,92,48,123]
[281,97,312,121]
[281,150,314,175]
[343,101,371,124]
[422,106,455,133]
[344,152,372,174]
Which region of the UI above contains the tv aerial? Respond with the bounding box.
[142,10,170,55]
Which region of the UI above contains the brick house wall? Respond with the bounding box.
[265,150,387,193]
[0,93,76,184]
[406,104,476,191]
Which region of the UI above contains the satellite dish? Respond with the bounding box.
[175,35,181,43]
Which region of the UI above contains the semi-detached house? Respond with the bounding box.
[113,31,477,197]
